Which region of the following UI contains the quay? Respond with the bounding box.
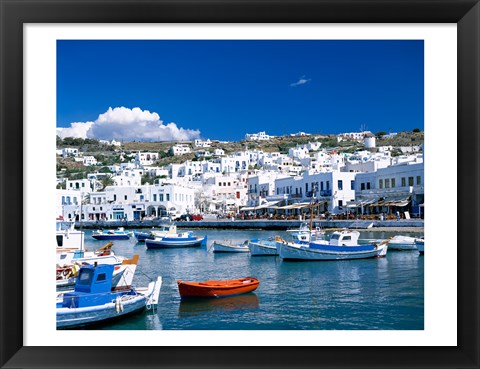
[75,219,424,232]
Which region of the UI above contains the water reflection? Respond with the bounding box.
[178,293,259,318]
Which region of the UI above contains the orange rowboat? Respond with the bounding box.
[177,277,259,298]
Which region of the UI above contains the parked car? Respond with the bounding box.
[191,214,203,221]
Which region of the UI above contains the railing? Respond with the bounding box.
[320,190,332,196]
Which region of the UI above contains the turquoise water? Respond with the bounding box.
[80,228,424,330]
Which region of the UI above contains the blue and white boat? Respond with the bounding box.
[56,263,162,329]
[145,231,206,249]
[248,238,279,256]
[277,230,388,261]
[92,227,133,240]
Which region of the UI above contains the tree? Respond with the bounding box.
[100,174,115,190]
[375,131,387,137]
[412,128,421,133]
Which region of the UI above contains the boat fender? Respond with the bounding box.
[115,296,124,314]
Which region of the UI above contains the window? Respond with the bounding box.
[153,194,157,202]
[82,183,85,187]
[391,178,396,188]
[379,179,383,189]
[343,235,351,241]
[159,194,164,201]
[361,183,365,191]
[326,181,330,190]
[113,195,117,201]
[228,182,231,186]
[219,182,222,186]
[166,194,170,201]
[124,195,127,200]
[351,180,355,190]
[96,273,106,282]
[408,177,414,186]
[338,200,343,208]
[401,177,406,187]
[416,176,422,185]
[320,182,324,191]
[338,180,343,190]
[367,182,371,190]
[385,179,390,188]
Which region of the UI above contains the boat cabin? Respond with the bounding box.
[61,264,115,308]
[328,230,361,246]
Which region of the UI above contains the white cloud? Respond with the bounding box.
[290,75,311,87]
[56,107,201,141]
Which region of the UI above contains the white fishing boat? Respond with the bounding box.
[387,235,418,251]
[56,263,162,329]
[211,240,250,253]
[248,238,279,256]
[277,230,388,261]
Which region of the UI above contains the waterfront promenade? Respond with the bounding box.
[75,218,424,232]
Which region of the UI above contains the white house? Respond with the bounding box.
[135,152,160,166]
[62,148,79,158]
[194,139,212,148]
[83,156,98,166]
[170,144,192,156]
[245,131,272,141]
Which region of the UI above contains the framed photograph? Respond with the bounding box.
[1,0,478,368]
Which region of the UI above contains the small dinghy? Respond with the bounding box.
[92,227,133,240]
[177,277,259,298]
[211,240,250,253]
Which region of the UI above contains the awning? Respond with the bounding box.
[368,196,410,207]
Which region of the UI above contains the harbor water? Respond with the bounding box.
[79,228,424,330]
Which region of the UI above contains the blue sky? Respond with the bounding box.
[57,40,424,142]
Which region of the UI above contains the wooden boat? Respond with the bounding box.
[211,240,250,253]
[277,230,388,261]
[387,235,418,250]
[145,231,206,249]
[177,277,259,298]
[92,227,133,240]
[248,238,279,256]
[56,263,162,329]
[415,238,424,255]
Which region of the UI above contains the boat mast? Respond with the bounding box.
[309,183,316,232]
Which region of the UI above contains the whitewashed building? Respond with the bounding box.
[135,152,160,166]
[170,144,192,156]
[245,131,272,141]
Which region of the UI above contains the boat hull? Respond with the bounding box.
[277,242,388,261]
[178,278,259,298]
[415,240,424,255]
[56,295,147,329]
[134,231,154,242]
[248,240,278,256]
[92,234,131,240]
[212,241,249,253]
[145,237,205,249]
[388,242,417,251]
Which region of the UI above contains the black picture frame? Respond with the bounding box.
[1,1,478,368]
